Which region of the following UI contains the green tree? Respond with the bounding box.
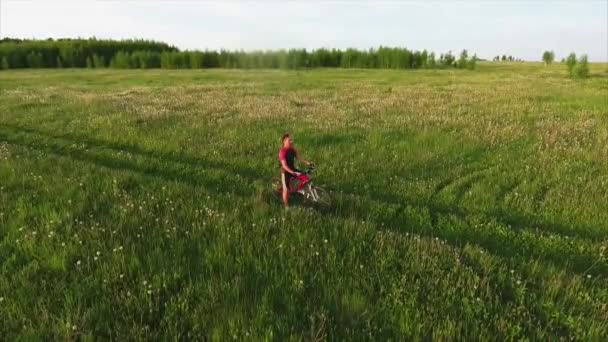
[161,51,172,69]
[566,52,577,76]
[0,38,473,70]
[467,54,477,70]
[110,51,132,69]
[161,51,188,69]
[457,49,469,69]
[427,52,436,68]
[59,47,74,67]
[440,51,455,67]
[190,51,203,68]
[542,50,555,65]
[573,54,589,78]
[26,52,43,68]
[135,51,161,69]
[420,50,428,68]
[92,55,106,68]
[1,57,9,70]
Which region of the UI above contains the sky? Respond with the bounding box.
[1,0,607,61]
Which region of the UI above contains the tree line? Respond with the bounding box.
[0,38,478,70]
[542,50,590,78]
[492,55,523,62]
[0,38,176,69]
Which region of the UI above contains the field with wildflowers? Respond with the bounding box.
[0,62,607,340]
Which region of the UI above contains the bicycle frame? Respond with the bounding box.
[273,165,328,205]
[288,175,323,203]
[290,174,311,193]
[307,186,322,202]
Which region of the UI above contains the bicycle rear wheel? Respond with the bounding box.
[270,177,283,198]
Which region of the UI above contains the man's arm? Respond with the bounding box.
[295,150,312,166]
[280,159,299,175]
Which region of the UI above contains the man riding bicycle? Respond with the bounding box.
[278,133,313,208]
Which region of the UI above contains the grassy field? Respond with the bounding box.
[0,62,607,340]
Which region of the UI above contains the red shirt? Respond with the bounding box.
[278,147,297,172]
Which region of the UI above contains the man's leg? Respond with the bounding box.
[281,172,289,207]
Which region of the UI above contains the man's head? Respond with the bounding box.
[282,133,292,148]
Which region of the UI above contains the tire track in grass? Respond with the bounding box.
[4,123,605,312]
[428,165,499,227]
[492,172,605,241]
[428,153,499,199]
[448,169,496,205]
[0,124,266,200]
[327,193,608,337]
[430,161,607,242]
[0,123,264,182]
[532,182,553,210]
[6,122,603,273]
[387,210,608,333]
[494,178,522,207]
[456,244,608,339]
[321,189,607,279]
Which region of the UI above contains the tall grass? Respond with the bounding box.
[0,63,606,339]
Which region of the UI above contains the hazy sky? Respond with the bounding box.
[1,0,607,61]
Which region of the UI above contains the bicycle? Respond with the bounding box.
[270,164,332,206]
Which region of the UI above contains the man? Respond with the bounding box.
[278,133,312,208]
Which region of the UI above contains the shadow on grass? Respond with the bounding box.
[315,142,606,278]
[0,123,265,181]
[0,123,266,198]
[319,188,607,279]
[1,123,605,279]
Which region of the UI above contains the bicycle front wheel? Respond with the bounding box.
[312,186,331,206]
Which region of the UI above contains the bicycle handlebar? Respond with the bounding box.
[305,164,316,174]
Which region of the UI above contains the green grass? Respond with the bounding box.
[0,62,607,340]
